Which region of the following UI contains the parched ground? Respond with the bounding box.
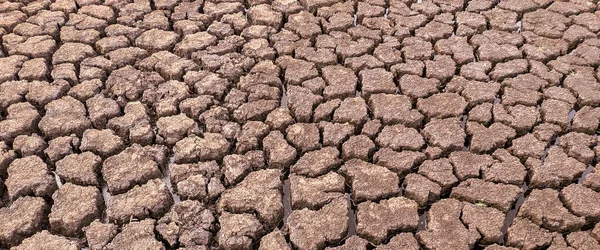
[2,0,600,249]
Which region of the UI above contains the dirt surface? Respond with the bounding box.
[2,0,600,249]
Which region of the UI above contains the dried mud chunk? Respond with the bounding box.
[530,147,586,189]
[49,183,102,237]
[156,114,199,146]
[369,93,424,128]
[286,85,322,123]
[434,36,475,65]
[501,87,542,106]
[222,153,262,186]
[485,245,519,250]
[79,129,124,158]
[567,231,600,249]
[418,159,459,193]
[467,122,516,153]
[518,188,585,232]
[288,197,349,250]
[156,200,215,248]
[169,161,219,192]
[401,37,433,61]
[340,159,400,202]
[0,102,40,143]
[285,123,321,153]
[583,166,600,192]
[265,107,294,131]
[235,121,270,154]
[139,52,198,82]
[571,106,600,134]
[106,47,149,68]
[374,148,425,177]
[559,132,595,165]
[467,103,492,125]
[493,104,540,134]
[357,197,419,244]
[318,120,353,146]
[218,169,283,227]
[461,203,505,244]
[291,146,341,177]
[391,60,424,77]
[290,172,345,210]
[424,55,456,81]
[83,220,118,250]
[68,80,101,102]
[399,75,440,98]
[422,118,465,152]
[506,218,553,250]
[51,42,96,65]
[247,4,283,28]
[331,97,367,126]
[335,38,375,62]
[5,35,56,59]
[361,119,381,139]
[18,58,48,82]
[445,77,500,106]
[522,9,570,39]
[450,179,522,213]
[0,142,15,176]
[173,133,231,163]
[416,199,480,250]
[263,131,297,169]
[44,135,79,162]
[346,54,386,73]
[6,155,57,201]
[326,235,369,250]
[0,80,29,110]
[321,65,358,100]
[51,63,77,84]
[281,58,319,85]
[12,134,47,157]
[482,149,527,186]
[374,233,419,250]
[233,100,279,122]
[342,135,375,161]
[482,8,518,31]
[106,179,174,224]
[39,96,91,138]
[533,122,562,142]
[135,29,179,52]
[561,184,600,220]
[95,36,129,54]
[376,124,425,151]
[102,145,164,195]
[106,219,165,250]
[218,212,264,250]
[359,68,395,99]
[56,152,101,186]
[0,196,47,247]
[259,229,290,250]
[417,93,467,119]
[477,43,522,64]
[86,95,120,129]
[59,25,100,45]
[13,230,78,250]
[449,151,494,181]
[107,102,151,141]
[489,59,528,81]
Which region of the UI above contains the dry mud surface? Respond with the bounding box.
[3,0,600,249]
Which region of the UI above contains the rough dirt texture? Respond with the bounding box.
[2,0,600,249]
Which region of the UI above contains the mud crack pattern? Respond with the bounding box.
[2,0,600,249]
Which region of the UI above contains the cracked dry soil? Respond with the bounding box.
[2,0,600,249]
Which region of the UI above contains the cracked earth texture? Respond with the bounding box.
[2,0,600,249]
